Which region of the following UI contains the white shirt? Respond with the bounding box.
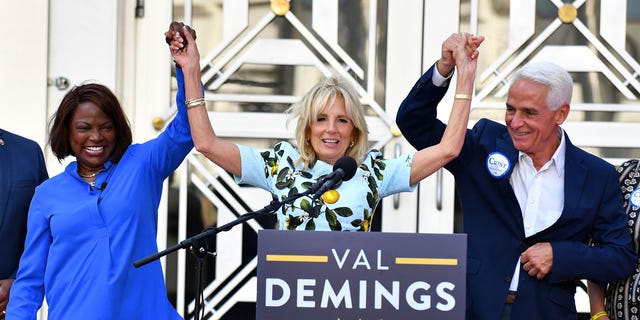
[432,63,452,87]
[508,128,566,291]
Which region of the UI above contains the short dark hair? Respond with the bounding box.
[49,83,132,162]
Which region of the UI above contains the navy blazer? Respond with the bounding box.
[395,66,636,319]
[0,129,48,279]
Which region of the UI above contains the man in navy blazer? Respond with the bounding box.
[396,58,635,319]
[0,129,48,317]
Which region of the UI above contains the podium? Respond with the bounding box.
[256,230,467,319]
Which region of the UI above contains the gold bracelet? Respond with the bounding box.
[185,97,206,109]
[186,101,205,109]
[590,311,608,320]
[454,93,472,100]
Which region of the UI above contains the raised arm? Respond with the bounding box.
[408,33,483,185]
[587,281,609,320]
[167,23,242,177]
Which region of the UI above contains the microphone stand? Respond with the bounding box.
[134,189,313,320]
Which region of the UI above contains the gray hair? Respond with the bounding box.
[511,61,573,111]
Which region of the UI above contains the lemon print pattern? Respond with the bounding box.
[321,190,340,204]
[241,142,414,232]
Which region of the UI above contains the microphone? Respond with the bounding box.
[311,156,358,201]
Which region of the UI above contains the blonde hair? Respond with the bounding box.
[286,74,369,168]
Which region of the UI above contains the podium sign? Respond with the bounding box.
[257,230,467,319]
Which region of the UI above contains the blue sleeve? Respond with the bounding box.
[551,166,636,284]
[235,145,272,192]
[395,64,450,151]
[8,140,48,279]
[7,196,49,319]
[366,150,417,198]
[146,67,195,178]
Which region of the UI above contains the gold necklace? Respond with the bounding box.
[78,172,98,178]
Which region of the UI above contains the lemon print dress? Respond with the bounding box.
[235,142,416,231]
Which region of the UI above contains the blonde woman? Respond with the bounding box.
[169,23,482,231]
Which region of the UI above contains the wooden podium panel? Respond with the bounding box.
[257,230,467,319]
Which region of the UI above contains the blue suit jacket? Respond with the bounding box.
[395,66,636,319]
[0,129,48,279]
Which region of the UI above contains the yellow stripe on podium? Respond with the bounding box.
[266,254,329,263]
[396,257,458,266]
